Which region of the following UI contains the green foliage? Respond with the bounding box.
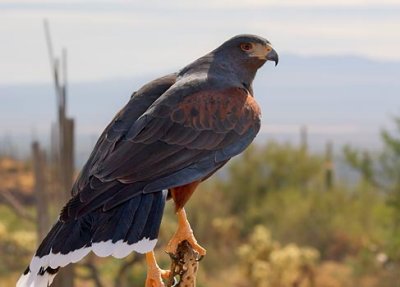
[343,145,375,184]
[345,116,400,261]
[218,142,323,232]
[238,225,319,287]
[0,210,36,275]
[261,187,390,260]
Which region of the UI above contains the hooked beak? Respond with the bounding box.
[266,48,279,66]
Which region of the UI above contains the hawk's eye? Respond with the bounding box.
[240,43,253,52]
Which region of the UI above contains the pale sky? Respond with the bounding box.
[1,0,400,84]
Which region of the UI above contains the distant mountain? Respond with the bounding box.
[254,54,400,150]
[0,54,399,164]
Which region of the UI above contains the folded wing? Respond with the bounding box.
[62,79,260,221]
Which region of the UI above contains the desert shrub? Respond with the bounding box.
[238,225,319,287]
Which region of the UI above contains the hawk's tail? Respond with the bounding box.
[16,191,167,287]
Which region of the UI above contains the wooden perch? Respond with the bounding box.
[166,240,202,287]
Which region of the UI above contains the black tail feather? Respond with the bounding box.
[17,190,167,287]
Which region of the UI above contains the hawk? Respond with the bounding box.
[17,34,278,287]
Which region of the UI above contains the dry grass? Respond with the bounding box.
[0,157,34,193]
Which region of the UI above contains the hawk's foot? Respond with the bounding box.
[165,208,206,256]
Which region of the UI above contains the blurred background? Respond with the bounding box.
[1,0,400,286]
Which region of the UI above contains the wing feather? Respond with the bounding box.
[71,73,178,197]
[62,78,261,221]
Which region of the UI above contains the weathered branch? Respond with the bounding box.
[166,240,202,287]
[32,141,51,240]
[0,189,35,222]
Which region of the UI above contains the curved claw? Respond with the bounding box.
[190,241,207,256]
[196,254,205,262]
[167,251,179,260]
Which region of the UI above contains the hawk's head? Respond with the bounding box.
[215,34,279,69]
